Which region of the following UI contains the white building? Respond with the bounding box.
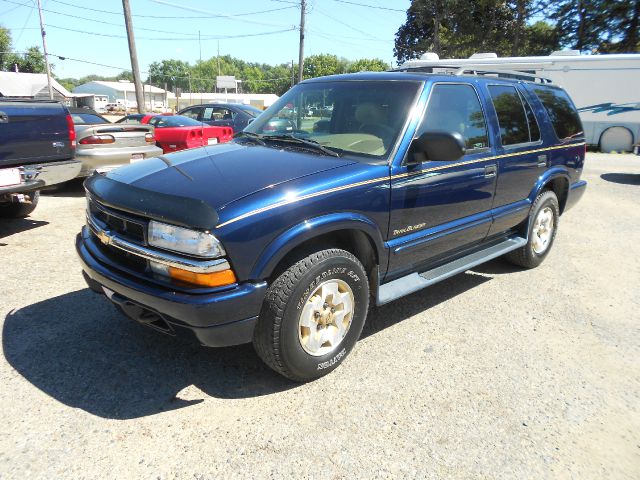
[72,81,170,110]
[0,71,73,103]
[173,92,280,111]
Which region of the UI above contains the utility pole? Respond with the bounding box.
[122,0,146,113]
[297,0,306,83]
[36,0,53,100]
[291,60,294,88]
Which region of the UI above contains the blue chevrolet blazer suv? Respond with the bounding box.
[77,71,587,381]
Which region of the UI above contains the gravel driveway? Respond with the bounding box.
[1,153,638,479]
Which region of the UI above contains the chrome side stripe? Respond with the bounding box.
[216,142,586,229]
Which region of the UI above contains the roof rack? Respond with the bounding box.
[394,64,552,84]
[454,67,552,84]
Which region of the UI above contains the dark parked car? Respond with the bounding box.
[177,103,263,132]
[0,99,79,217]
[77,71,587,381]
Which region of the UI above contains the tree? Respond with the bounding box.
[348,58,389,72]
[303,54,348,79]
[394,0,518,61]
[0,26,11,70]
[147,59,191,92]
[5,46,48,73]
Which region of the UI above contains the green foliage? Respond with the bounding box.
[0,26,11,70]
[347,58,390,73]
[394,0,575,62]
[4,46,48,74]
[537,0,638,54]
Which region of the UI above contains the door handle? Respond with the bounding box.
[484,164,497,178]
[0,111,8,124]
[537,154,548,167]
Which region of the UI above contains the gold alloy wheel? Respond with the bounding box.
[298,279,355,357]
[532,206,554,254]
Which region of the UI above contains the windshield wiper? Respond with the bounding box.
[233,131,266,146]
[262,134,340,157]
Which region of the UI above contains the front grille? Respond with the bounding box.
[91,231,148,273]
[88,199,146,244]
[87,197,149,273]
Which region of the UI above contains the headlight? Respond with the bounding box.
[148,220,225,258]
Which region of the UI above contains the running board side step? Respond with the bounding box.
[376,236,527,306]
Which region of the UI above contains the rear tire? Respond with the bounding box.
[505,190,559,269]
[0,191,40,218]
[253,249,369,382]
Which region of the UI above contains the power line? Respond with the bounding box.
[149,0,295,28]
[330,0,405,12]
[313,8,383,41]
[45,23,295,41]
[46,0,296,19]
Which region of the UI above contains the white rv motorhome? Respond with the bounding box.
[398,51,640,152]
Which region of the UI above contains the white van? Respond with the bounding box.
[398,51,640,152]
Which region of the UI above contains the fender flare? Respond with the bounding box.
[528,167,571,206]
[249,212,386,280]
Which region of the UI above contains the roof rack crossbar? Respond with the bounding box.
[392,64,553,83]
[453,67,552,83]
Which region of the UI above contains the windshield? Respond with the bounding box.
[149,115,203,128]
[243,80,421,161]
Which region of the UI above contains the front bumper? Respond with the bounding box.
[76,145,163,176]
[76,230,267,347]
[0,159,81,195]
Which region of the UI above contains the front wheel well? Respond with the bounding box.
[268,229,379,293]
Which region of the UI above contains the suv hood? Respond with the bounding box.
[106,142,356,211]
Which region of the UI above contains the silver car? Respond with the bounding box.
[69,109,163,177]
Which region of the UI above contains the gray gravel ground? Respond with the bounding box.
[0,153,639,479]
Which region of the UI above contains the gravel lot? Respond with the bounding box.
[1,153,638,479]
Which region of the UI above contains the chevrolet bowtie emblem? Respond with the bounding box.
[96,230,111,246]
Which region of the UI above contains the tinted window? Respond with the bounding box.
[180,108,201,120]
[532,87,583,140]
[71,113,107,125]
[202,107,234,121]
[419,84,489,150]
[116,116,143,124]
[522,93,541,142]
[150,115,203,128]
[488,85,532,145]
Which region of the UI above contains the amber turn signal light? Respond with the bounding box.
[168,267,237,287]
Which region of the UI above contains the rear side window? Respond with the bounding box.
[488,85,539,146]
[419,83,489,150]
[532,87,583,140]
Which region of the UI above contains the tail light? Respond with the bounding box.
[66,114,76,148]
[79,134,115,145]
[145,133,155,143]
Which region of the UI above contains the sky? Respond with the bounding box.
[0,0,412,80]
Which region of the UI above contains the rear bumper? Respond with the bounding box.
[564,180,587,212]
[0,159,81,195]
[76,145,163,176]
[76,231,267,347]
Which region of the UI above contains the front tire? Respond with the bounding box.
[505,190,559,269]
[253,249,369,382]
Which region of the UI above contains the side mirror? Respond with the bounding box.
[408,131,466,165]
